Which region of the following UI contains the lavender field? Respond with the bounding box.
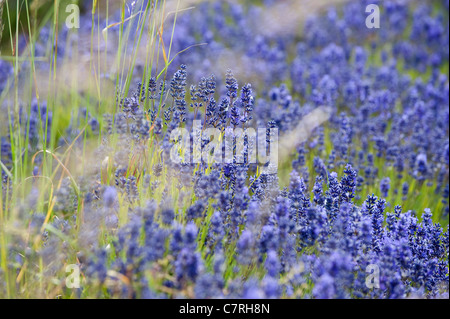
[0,0,448,299]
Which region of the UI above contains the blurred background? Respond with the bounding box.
[0,0,347,99]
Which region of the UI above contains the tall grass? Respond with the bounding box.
[0,0,184,298]
[0,0,447,299]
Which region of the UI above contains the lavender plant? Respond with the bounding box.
[0,0,448,299]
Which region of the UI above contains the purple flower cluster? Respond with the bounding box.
[0,0,448,299]
[0,59,13,93]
